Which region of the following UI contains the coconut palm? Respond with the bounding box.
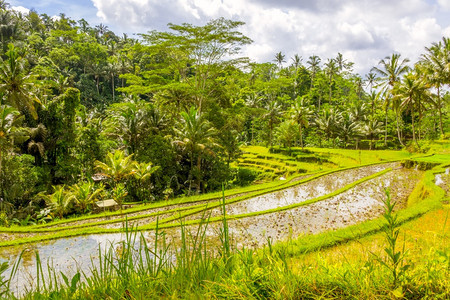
[290,97,313,149]
[94,150,135,183]
[371,53,410,146]
[420,38,449,136]
[337,113,362,148]
[307,55,321,89]
[316,107,341,147]
[0,104,26,175]
[393,72,432,147]
[362,118,383,150]
[291,54,302,72]
[365,72,378,92]
[42,186,73,219]
[0,45,40,119]
[324,58,338,104]
[262,99,283,148]
[173,106,216,194]
[132,161,160,201]
[105,97,152,154]
[275,120,299,151]
[274,51,286,71]
[69,181,104,213]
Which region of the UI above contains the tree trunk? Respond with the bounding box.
[384,108,388,147]
[395,112,405,147]
[411,105,419,148]
[111,73,115,102]
[299,123,303,149]
[196,155,202,193]
[437,86,444,137]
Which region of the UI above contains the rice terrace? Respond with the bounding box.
[0,1,449,299]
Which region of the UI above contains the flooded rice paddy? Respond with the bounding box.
[0,163,423,295]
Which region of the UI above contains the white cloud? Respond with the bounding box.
[11,5,30,15]
[89,0,450,74]
[438,0,450,11]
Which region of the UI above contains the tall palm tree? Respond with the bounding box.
[0,45,40,119]
[367,90,381,120]
[393,72,432,147]
[173,106,216,194]
[316,107,341,147]
[362,118,383,150]
[262,100,282,148]
[291,54,302,72]
[324,58,338,104]
[290,97,313,149]
[274,51,286,71]
[307,55,321,90]
[420,38,449,136]
[275,120,299,151]
[105,97,152,154]
[371,53,410,146]
[0,104,25,175]
[365,72,378,92]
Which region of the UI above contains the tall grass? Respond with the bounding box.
[1,191,448,299]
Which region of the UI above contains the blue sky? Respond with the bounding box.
[8,0,450,74]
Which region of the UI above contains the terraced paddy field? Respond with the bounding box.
[0,147,448,296]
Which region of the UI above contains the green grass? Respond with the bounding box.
[1,144,448,299]
[0,161,393,246]
[409,153,450,164]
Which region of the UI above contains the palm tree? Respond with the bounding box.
[365,72,378,92]
[337,112,362,148]
[42,186,73,219]
[105,97,152,154]
[371,53,410,146]
[274,51,286,71]
[420,38,449,136]
[362,118,383,150]
[95,150,136,183]
[291,54,302,72]
[335,52,353,73]
[132,161,160,201]
[316,107,341,147]
[69,181,104,213]
[275,120,299,152]
[324,58,338,104]
[26,123,47,165]
[173,106,216,194]
[0,104,26,175]
[290,97,313,149]
[367,90,381,120]
[262,99,282,148]
[307,55,321,89]
[0,45,40,119]
[393,72,432,147]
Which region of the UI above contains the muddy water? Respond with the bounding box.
[0,165,420,295]
[183,163,397,221]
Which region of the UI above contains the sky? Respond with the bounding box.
[8,0,450,75]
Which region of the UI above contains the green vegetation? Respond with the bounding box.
[0,3,449,299]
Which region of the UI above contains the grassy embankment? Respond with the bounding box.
[0,147,417,247]
[2,150,448,299]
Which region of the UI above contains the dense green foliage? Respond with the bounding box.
[0,3,448,225]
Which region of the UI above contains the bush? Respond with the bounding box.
[0,154,39,208]
[233,167,258,186]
